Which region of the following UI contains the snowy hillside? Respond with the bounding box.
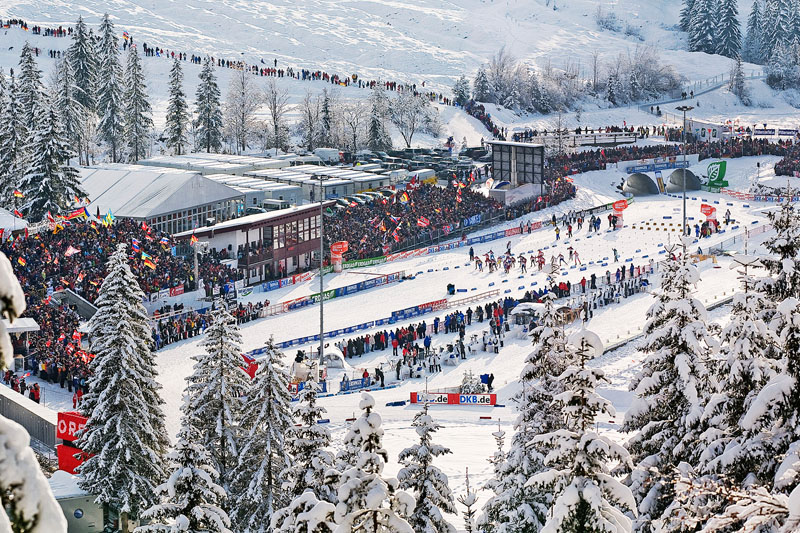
[0,0,758,90]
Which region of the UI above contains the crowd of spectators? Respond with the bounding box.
[1,19,452,107]
[1,217,239,378]
[325,183,503,259]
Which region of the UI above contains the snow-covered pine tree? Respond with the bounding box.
[729,55,751,105]
[453,75,471,106]
[366,85,392,153]
[744,0,765,63]
[76,244,169,533]
[55,54,89,166]
[186,307,250,497]
[766,42,797,89]
[689,0,717,53]
[758,198,800,301]
[531,329,636,533]
[231,337,294,533]
[0,251,68,533]
[96,14,124,162]
[479,292,566,533]
[336,407,365,475]
[764,0,795,61]
[194,58,223,153]
[165,59,189,155]
[136,398,232,533]
[68,16,97,112]
[680,0,697,31]
[334,393,415,532]
[622,241,716,532]
[122,46,153,162]
[19,99,85,220]
[458,470,478,533]
[0,76,25,206]
[735,295,800,494]
[716,0,742,57]
[319,88,334,148]
[606,70,623,105]
[698,259,776,482]
[397,404,457,533]
[271,491,336,533]
[283,379,337,503]
[17,43,44,138]
[473,67,491,102]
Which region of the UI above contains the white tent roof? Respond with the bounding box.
[80,164,243,220]
[0,208,28,231]
[1,317,39,333]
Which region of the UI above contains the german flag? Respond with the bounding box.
[17,257,26,266]
[190,233,198,245]
[12,190,23,198]
[143,258,156,270]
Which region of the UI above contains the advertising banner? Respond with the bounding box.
[410,392,497,405]
[57,411,88,442]
[169,285,184,297]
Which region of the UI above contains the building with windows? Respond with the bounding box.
[174,202,335,285]
[80,164,245,235]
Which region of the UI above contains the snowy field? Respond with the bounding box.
[3,0,800,146]
[23,153,787,526]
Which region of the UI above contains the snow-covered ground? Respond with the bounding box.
[16,152,786,527]
[2,0,799,145]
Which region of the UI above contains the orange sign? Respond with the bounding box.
[700,204,715,216]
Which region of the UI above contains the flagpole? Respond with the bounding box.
[319,181,325,372]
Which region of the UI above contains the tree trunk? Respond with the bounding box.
[120,511,130,533]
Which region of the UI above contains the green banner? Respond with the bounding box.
[707,161,728,187]
[322,256,388,274]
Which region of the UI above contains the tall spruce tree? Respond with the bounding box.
[366,85,392,153]
[96,14,124,162]
[698,262,777,483]
[717,0,743,57]
[165,59,189,155]
[680,0,697,31]
[17,43,44,140]
[479,293,567,533]
[622,242,715,532]
[136,396,232,533]
[397,404,457,533]
[68,16,97,112]
[473,67,491,102]
[0,76,25,206]
[19,99,85,220]
[319,88,333,147]
[122,46,152,162]
[281,379,337,503]
[744,0,765,63]
[56,54,88,165]
[532,329,636,533]
[186,307,250,496]
[231,338,294,533]
[689,0,717,53]
[758,199,800,301]
[77,244,169,533]
[453,75,471,106]
[334,393,415,532]
[194,58,223,153]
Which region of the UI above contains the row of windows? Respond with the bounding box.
[147,200,243,235]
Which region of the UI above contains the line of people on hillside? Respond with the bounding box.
[1,19,452,107]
